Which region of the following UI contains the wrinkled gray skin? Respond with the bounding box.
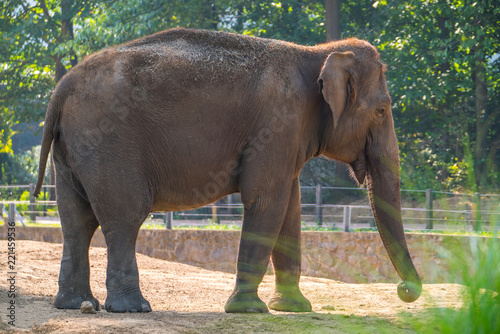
[34,28,421,313]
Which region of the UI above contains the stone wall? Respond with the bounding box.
[1,225,487,283]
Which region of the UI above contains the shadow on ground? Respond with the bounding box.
[0,291,416,334]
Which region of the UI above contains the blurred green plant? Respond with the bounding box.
[173,223,242,231]
[2,0,499,197]
[0,145,45,186]
[405,226,500,333]
[377,0,500,194]
[15,189,50,213]
[451,237,500,333]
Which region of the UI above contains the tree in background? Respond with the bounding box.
[1,0,99,144]
[325,0,340,41]
[0,0,332,184]
[1,0,498,195]
[374,0,500,193]
[1,0,99,184]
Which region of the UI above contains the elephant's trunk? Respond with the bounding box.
[366,132,422,303]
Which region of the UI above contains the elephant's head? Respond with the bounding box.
[317,45,422,302]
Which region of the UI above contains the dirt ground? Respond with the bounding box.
[0,240,465,333]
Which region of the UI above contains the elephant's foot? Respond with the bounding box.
[268,287,312,312]
[54,288,100,311]
[104,291,152,313]
[225,290,269,313]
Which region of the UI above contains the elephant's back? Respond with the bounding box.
[51,28,309,170]
[120,27,297,57]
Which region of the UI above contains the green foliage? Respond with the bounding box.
[403,206,500,332]
[301,222,342,231]
[234,0,326,45]
[1,0,499,195]
[16,189,50,214]
[177,222,243,231]
[16,190,30,212]
[0,110,14,154]
[0,0,100,154]
[0,145,45,185]
[138,222,500,235]
[405,236,500,333]
[452,238,500,333]
[0,0,99,130]
[375,0,500,193]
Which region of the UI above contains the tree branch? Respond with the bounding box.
[38,0,55,25]
[38,0,50,18]
[111,2,171,26]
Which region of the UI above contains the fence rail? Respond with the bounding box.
[1,184,499,232]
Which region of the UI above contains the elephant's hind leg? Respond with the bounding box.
[54,173,100,311]
[100,219,152,313]
[89,185,153,313]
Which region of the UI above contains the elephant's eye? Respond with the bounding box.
[375,108,385,117]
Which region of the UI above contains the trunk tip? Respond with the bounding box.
[397,281,422,303]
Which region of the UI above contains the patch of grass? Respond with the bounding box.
[403,229,500,237]
[23,221,61,228]
[301,225,343,232]
[401,232,500,333]
[172,223,243,231]
[187,313,409,334]
[8,220,500,237]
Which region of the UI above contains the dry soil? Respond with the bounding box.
[0,240,464,333]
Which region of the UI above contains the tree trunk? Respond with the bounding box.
[325,0,341,41]
[54,58,67,82]
[60,0,77,72]
[49,0,77,199]
[473,54,488,192]
[207,2,219,30]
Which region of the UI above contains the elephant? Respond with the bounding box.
[34,28,421,313]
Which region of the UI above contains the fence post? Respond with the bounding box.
[163,212,172,230]
[227,194,233,220]
[315,184,322,226]
[425,189,433,229]
[369,216,375,228]
[43,186,47,217]
[212,201,219,224]
[473,193,482,231]
[1,204,5,224]
[343,206,351,232]
[16,208,25,227]
[8,203,16,225]
[29,183,36,222]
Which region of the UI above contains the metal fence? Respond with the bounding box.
[1,184,499,232]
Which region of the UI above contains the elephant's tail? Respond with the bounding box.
[33,78,68,197]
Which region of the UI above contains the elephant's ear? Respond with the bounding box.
[318,52,356,130]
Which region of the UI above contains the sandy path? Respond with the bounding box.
[0,240,464,333]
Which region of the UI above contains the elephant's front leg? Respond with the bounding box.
[268,178,312,312]
[225,181,293,313]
